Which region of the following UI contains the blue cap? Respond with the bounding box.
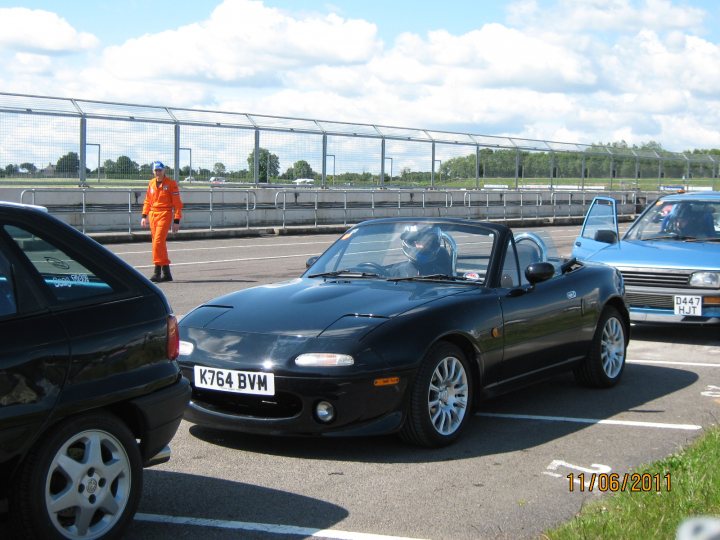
[152,161,165,170]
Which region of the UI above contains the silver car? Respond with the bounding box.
[572,191,720,325]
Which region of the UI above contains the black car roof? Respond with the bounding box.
[0,201,49,213]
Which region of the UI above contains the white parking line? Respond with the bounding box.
[476,412,702,430]
[115,240,331,255]
[136,253,318,269]
[134,513,428,540]
[628,359,720,368]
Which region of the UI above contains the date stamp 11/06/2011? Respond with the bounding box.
[568,472,671,493]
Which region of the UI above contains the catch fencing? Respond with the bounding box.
[1,92,719,192]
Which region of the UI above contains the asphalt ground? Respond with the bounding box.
[8,224,720,539]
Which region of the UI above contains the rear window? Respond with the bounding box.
[4,224,117,303]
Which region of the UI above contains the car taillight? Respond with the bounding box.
[167,315,179,360]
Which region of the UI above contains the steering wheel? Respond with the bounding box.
[352,262,386,276]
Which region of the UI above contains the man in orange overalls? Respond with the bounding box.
[140,161,183,282]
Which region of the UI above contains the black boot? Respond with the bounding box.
[149,265,161,282]
[159,265,173,282]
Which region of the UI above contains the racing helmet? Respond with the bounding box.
[401,225,443,265]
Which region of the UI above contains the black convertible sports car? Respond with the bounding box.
[178,218,629,447]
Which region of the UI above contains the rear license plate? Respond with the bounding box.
[673,295,702,316]
[193,366,275,396]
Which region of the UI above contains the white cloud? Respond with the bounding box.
[1,0,719,153]
[9,53,54,75]
[101,0,380,83]
[376,25,595,89]
[0,8,98,52]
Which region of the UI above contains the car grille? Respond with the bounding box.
[619,268,691,288]
[193,388,303,419]
[625,292,674,309]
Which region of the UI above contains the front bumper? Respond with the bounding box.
[182,369,410,437]
[626,285,720,325]
[629,307,720,325]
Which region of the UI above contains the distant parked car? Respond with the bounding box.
[572,192,720,325]
[0,202,190,539]
[178,218,629,448]
[292,178,314,186]
[184,176,196,182]
[209,176,226,183]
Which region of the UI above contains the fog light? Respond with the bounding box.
[315,401,335,423]
[178,340,194,356]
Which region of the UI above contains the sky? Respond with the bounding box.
[1,0,720,152]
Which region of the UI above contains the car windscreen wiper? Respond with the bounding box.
[640,234,680,241]
[308,269,381,278]
[641,234,720,242]
[682,236,720,242]
[387,274,480,283]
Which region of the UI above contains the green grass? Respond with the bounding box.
[2,176,719,191]
[544,425,720,540]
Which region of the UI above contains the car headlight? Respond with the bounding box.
[689,272,720,289]
[295,353,354,367]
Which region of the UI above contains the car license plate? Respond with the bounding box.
[193,366,275,396]
[674,295,703,316]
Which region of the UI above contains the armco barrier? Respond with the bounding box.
[274,189,455,227]
[13,187,642,234]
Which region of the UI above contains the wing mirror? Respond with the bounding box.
[306,256,319,269]
[525,262,556,285]
[594,229,618,244]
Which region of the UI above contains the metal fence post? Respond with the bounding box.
[79,116,88,186]
[321,134,327,188]
[127,190,132,233]
[254,130,260,185]
[173,123,180,181]
[380,138,386,187]
[430,142,436,188]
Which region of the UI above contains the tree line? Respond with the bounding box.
[3,141,719,181]
[1,148,318,182]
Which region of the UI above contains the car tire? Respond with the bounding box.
[10,412,142,540]
[574,306,627,388]
[400,342,473,448]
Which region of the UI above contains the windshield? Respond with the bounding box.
[625,199,720,241]
[305,221,497,284]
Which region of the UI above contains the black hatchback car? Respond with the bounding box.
[0,202,190,539]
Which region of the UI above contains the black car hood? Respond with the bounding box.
[180,277,469,337]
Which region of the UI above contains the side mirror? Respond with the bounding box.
[525,262,556,285]
[306,256,319,269]
[594,229,618,244]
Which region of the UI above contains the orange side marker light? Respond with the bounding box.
[374,377,400,387]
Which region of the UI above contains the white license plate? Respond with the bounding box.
[193,366,275,396]
[674,295,703,316]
